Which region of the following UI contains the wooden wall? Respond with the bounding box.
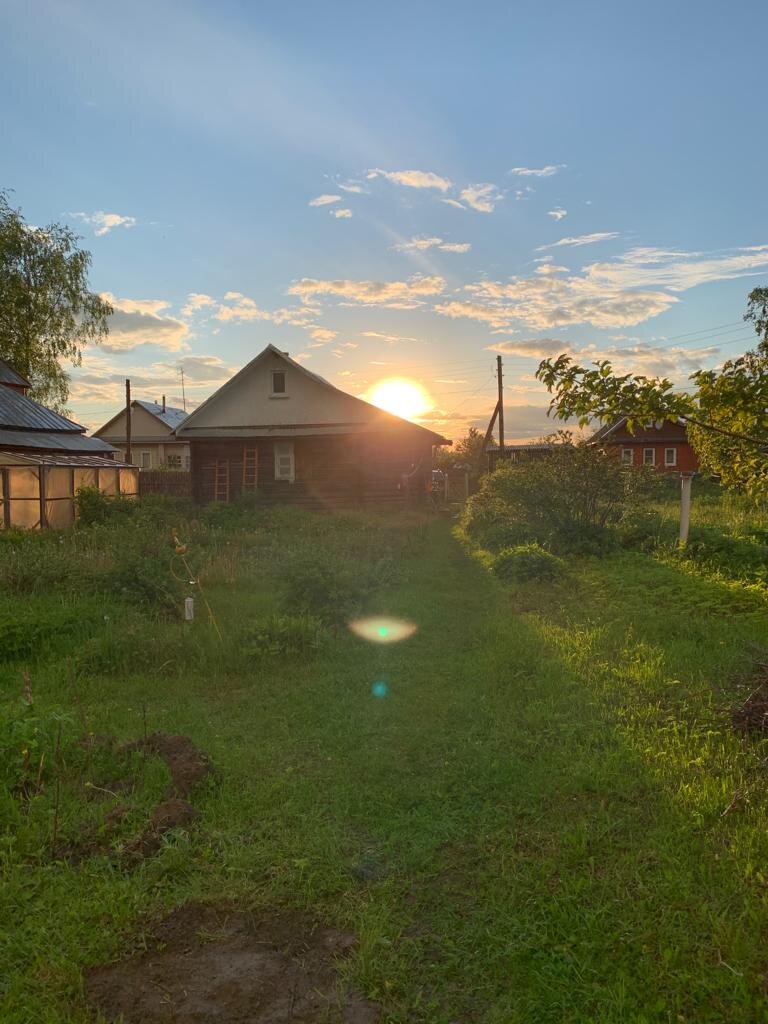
[190,432,435,507]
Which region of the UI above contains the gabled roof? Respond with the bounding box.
[0,358,31,389]
[176,344,450,444]
[590,417,687,443]
[133,400,188,430]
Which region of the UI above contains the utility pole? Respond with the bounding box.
[125,378,132,465]
[180,368,187,412]
[679,472,693,545]
[496,355,505,453]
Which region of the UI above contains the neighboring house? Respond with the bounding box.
[175,345,450,506]
[0,357,137,529]
[591,418,699,473]
[94,397,189,469]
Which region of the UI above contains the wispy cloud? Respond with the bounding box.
[339,180,365,194]
[548,207,567,221]
[331,208,352,218]
[488,338,722,379]
[459,183,503,213]
[309,193,342,206]
[366,168,452,191]
[509,164,566,178]
[393,236,471,254]
[441,198,466,210]
[360,330,421,344]
[99,293,189,351]
[537,232,620,250]
[70,210,136,236]
[215,291,273,322]
[588,245,768,292]
[288,275,445,309]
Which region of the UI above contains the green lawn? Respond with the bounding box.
[3,502,768,1022]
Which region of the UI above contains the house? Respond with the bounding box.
[0,357,137,529]
[591,418,699,473]
[94,397,189,469]
[175,345,450,507]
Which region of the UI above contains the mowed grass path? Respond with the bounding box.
[4,515,768,1022]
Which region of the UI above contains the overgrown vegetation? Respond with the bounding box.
[3,493,768,1022]
[462,434,657,557]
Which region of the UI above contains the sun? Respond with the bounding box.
[367,378,433,420]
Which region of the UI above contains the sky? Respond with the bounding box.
[1,0,767,440]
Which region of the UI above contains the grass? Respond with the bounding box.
[3,494,768,1022]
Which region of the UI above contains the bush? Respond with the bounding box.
[281,560,369,625]
[492,544,565,582]
[241,614,325,660]
[75,486,137,526]
[462,434,655,558]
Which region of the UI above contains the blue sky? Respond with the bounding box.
[2,0,767,438]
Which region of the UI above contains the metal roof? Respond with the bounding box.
[0,429,116,453]
[134,400,188,430]
[0,385,86,432]
[486,442,560,453]
[0,450,132,468]
[0,359,31,389]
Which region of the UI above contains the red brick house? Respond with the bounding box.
[591,418,699,473]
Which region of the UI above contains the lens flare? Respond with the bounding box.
[348,616,417,644]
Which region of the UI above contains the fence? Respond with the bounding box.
[138,470,192,498]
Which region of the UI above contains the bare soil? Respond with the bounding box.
[84,902,380,1024]
[122,731,212,797]
[732,679,768,733]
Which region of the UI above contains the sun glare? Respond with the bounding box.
[367,378,432,420]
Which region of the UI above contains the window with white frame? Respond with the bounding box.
[664,447,677,467]
[274,441,295,482]
[271,370,287,396]
[140,450,151,469]
[643,448,655,466]
[621,448,633,465]
[165,453,182,468]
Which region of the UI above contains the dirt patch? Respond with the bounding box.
[84,902,380,1024]
[733,679,768,733]
[124,798,201,859]
[122,732,212,797]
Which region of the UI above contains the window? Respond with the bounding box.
[643,448,655,466]
[274,441,295,482]
[621,448,633,465]
[140,450,151,469]
[165,453,182,468]
[271,370,287,396]
[664,447,677,467]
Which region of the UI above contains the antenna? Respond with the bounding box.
[180,368,187,412]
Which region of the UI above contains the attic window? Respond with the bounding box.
[271,370,287,396]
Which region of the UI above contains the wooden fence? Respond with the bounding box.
[138,470,192,498]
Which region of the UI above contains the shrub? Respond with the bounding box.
[241,614,325,660]
[281,560,369,625]
[492,544,565,583]
[462,434,655,558]
[75,486,136,526]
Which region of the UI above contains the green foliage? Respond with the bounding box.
[241,614,325,660]
[0,700,71,795]
[0,604,98,662]
[280,560,369,625]
[0,190,112,410]
[74,486,137,526]
[436,425,489,477]
[462,434,648,556]
[492,543,564,582]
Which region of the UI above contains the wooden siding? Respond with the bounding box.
[190,433,435,507]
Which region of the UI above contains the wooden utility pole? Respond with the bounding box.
[125,378,132,465]
[496,355,505,453]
